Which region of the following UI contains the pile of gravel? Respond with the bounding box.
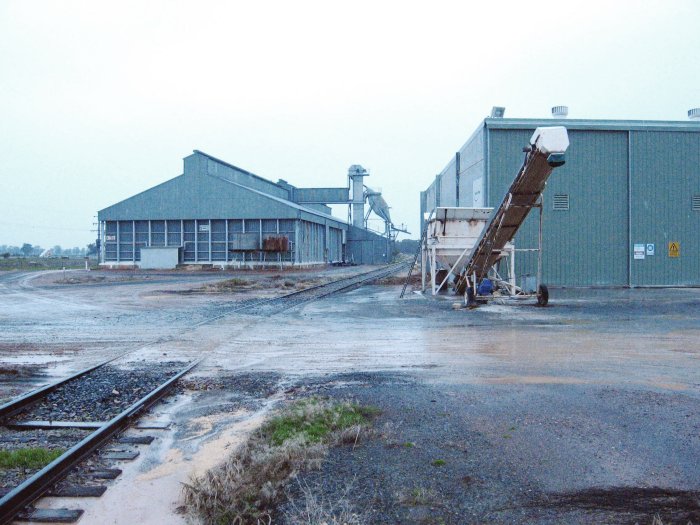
[13,362,186,423]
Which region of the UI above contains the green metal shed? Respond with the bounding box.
[420,117,700,287]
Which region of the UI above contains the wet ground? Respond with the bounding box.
[0,268,698,523]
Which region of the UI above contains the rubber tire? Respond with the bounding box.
[537,284,549,307]
[466,286,477,308]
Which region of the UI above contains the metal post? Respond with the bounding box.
[99,221,104,264]
[430,246,437,295]
[225,219,229,263]
[242,219,246,266]
[116,222,120,263]
[208,219,212,263]
[455,152,460,206]
[132,221,135,267]
[536,201,543,291]
[421,243,426,292]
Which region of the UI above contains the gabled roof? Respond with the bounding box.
[98,168,348,228]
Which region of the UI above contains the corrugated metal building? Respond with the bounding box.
[420,117,700,286]
[98,150,391,267]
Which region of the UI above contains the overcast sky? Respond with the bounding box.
[1,0,698,247]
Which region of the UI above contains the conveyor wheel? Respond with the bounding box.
[466,286,477,308]
[537,284,549,307]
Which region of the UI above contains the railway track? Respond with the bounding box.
[0,360,199,524]
[0,263,408,522]
[201,261,410,320]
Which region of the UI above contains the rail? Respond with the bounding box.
[0,360,200,524]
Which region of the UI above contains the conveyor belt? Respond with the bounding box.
[463,127,569,281]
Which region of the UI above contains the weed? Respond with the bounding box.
[219,278,249,288]
[0,448,63,470]
[283,478,366,524]
[431,459,446,467]
[182,398,379,524]
[399,486,438,506]
[403,442,415,448]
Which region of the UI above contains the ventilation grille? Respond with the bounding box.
[693,195,700,211]
[553,194,569,211]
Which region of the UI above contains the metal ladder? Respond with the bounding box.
[399,212,432,298]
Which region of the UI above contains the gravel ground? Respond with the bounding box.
[12,362,188,423]
[0,361,188,494]
[179,372,282,415]
[281,372,700,525]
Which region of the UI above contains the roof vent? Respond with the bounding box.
[490,106,505,118]
[552,106,569,118]
[689,108,700,121]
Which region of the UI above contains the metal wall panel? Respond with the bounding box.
[487,128,630,286]
[439,157,457,207]
[422,175,441,226]
[457,125,486,207]
[294,187,348,204]
[328,228,343,262]
[184,151,290,200]
[630,131,700,285]
[421,125,487,233]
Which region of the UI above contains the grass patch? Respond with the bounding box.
[263,398,379,446]
[0,257,95,272]
[398,486,439,507]
[182,397,379,524]
[431,459,446,467]
[0,448,64,470]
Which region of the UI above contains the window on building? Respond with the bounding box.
[692,194,700,212]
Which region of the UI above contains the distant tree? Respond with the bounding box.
[2,253,9,259]
[86,243,97,256]
[20,243,33,257]
[52,245,63,256]
[396,239,420,255]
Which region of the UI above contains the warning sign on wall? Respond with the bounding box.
[668,241,680,258]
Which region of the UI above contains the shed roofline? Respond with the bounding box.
[97,174,182,216]
[206,173,348,228]
[484,117,700,132]
[191,149,287,189]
